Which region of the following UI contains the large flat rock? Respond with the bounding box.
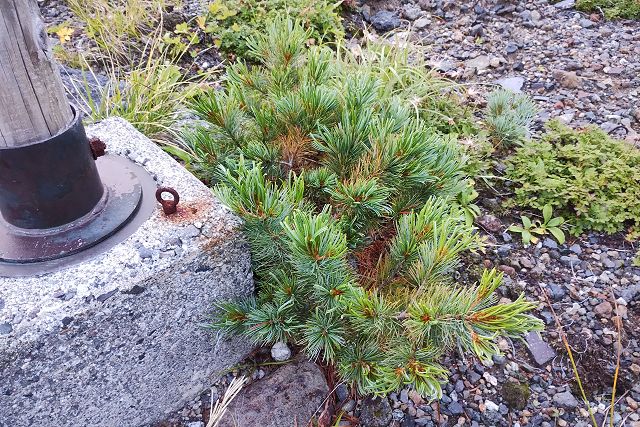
[0,118,253,427]
[218,357,329,427]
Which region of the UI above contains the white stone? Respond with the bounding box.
[466,55,491,71]
[558,112,575,124]
[483,372,498,386]
[496,76,525,93]
[485,399,500,412]
[0,118,254,427]
[414,17,431,29]
[271,341,292,361]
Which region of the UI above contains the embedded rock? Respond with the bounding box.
[359,396,394,427]
[217,357,329,427]
[553,390,580,409]
[525,331,556,366]
[371,11,401,32]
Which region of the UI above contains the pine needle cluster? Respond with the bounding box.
[189,19,543,398]
[484,88,537,147]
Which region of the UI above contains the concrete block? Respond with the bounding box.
[0,118,254,427]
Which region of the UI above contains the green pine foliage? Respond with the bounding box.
[484,89,537,147]
[506,120,640,235]
[344,37,477,136]
[191,19,543,399]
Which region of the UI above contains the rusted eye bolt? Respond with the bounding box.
[155,187,180,215]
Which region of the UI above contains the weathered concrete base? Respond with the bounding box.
[0,118,254,427]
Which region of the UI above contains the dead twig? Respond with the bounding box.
[608,289,623,427]
[539,285,598,427]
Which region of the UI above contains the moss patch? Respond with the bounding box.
[576,0,640,19]
[501,381,531,410]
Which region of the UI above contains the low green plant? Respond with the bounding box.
[68,39,210,142]
[633,250,640,267]
[161,21,202,60]
[508,205,566,246]
[66,0,176,60]
[484,89,537,147]
[192,19,542,399]
[197,0,344,59]
[506,120,640,235]
[576,0,640,19]
[452,181,481,227]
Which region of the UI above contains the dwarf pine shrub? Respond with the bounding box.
[190,19,542,398]
[484,89,537,147]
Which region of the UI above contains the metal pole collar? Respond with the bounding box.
[0,106,155,275]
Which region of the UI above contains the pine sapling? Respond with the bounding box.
[189,18,543,400]
[485,88,537,147]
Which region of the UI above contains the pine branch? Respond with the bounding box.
[190,91,254,149]
[405,270,543,361]
[243,299,299,345]
[303,308,346,362]
[347,290,401,343]
[381,338,448,398]
[337,341,390,395]
[329,178,392,245]
[283,208,348,268]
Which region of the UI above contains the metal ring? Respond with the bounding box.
[155,187,179,215]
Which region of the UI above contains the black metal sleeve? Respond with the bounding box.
[0,106,104,229]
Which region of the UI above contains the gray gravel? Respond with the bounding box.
[359,0,640,140]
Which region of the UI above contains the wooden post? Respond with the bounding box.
[0,0,72,147]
